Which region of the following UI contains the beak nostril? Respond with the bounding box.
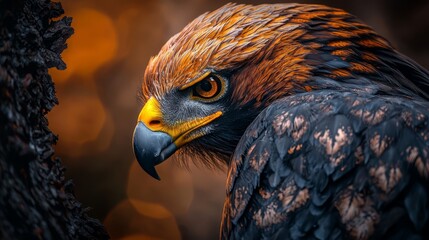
[138,97,164,131]
[149,120,161,126]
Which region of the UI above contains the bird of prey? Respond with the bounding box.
[132,3,429,239]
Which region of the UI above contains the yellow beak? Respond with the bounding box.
[133,96,222,180]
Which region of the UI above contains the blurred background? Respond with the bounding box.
[48,0,429,239]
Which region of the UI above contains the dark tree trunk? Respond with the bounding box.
[0,0,109,239]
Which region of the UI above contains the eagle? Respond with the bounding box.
[132,3,429,239]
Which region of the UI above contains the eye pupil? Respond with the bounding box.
[200,79,213,92]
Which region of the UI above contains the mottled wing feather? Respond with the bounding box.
[221,90,429,239]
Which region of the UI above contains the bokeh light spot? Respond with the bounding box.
[48,91,106,156]
[129,199,171,220]
[127,159,193,216]
[119,234,162,240]
[104,199,181,240]
[50,8,118,82]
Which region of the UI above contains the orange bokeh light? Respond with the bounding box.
[48,91,107,156]
[104,198,181,240]
[127,159,194,216]
[50,7,118,82]
[119,234,162,240]
[129,199,171,220]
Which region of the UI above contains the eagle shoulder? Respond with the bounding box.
[221,90,429,239]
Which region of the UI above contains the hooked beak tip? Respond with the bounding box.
[132,122,177,180]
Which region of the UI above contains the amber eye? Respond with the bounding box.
[192,75,224,101]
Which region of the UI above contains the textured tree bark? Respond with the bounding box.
[0,0,109,239]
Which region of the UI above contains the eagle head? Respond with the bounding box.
[132,3,398,179]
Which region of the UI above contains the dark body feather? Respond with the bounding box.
[222,91,429,239]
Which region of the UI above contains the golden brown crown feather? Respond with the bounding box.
[142,3,397,106]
